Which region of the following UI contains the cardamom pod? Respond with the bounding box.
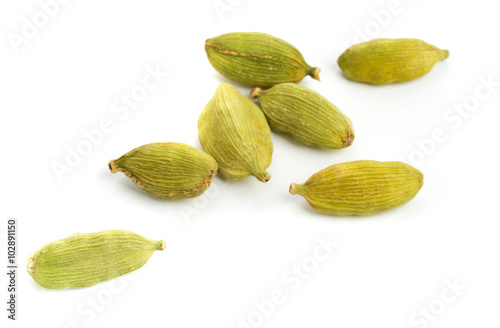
[290,161,423,215]
[205,32,320,88]
[109,142,217,200]
[338,38,449,84]
[251,83,354,149]
[198,83,273,182]
[27,230,165,289]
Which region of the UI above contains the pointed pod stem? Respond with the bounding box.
[108,160,118,173]
[289,182,305,195]
[253,168,271,183]
[309,67,321,81]
[441,49,450,59]
[250,87,262,99]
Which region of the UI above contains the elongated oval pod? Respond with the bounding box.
[205,32,320,88]
[198,83,273,182]
[251,84,354,149]
[337,38,449,84]
[109,142,218,200]
[27,230,165,289]
[290,161,423,215]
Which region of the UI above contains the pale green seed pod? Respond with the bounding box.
[338,38,449,84]
[198,83,273,182]
[205,32,320,88]
[290,161,423,215]
[27,230,165,289]
[109,142,218,200]
[251,83,354,149]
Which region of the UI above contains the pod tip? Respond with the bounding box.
[250,87,262,99]
[26,257,35,277]
[310,67,321,81]
[343,132,355,148]
[442,49,450,59]
[109,160,118,173]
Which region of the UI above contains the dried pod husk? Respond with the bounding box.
[338,38,449,84]
[27,230,165,289]
[198,83,273,182]
[251,84,354,149]
[109,142,218,200]
[205,32,320,88]
[290,161,423,215]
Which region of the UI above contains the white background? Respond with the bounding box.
[1,0,499,327]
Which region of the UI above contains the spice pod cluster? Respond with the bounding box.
[28,32,449,288]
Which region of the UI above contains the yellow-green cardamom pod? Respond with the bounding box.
[27,230,165,289]
[109,142,218,200]
[251,83,354,149]
[338,38,449,84]
[198,83,273,182]
[205,32,320,88]
[290,160,423,215]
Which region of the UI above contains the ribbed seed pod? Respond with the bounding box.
[205,32,320,88]
[109,142,218,200]
[251,83,354,149]
[290,161,423,215]
[198,83,273,182]
[27,230,165,289]
[338,38,449,84]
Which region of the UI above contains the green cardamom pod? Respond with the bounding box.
[205,32,320,88]
[290,160,423,215]
[109,142,218,200]
[251,83,354,149]
[198,83,273,182]
[27,230,165,289]
[338,38,449,84]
